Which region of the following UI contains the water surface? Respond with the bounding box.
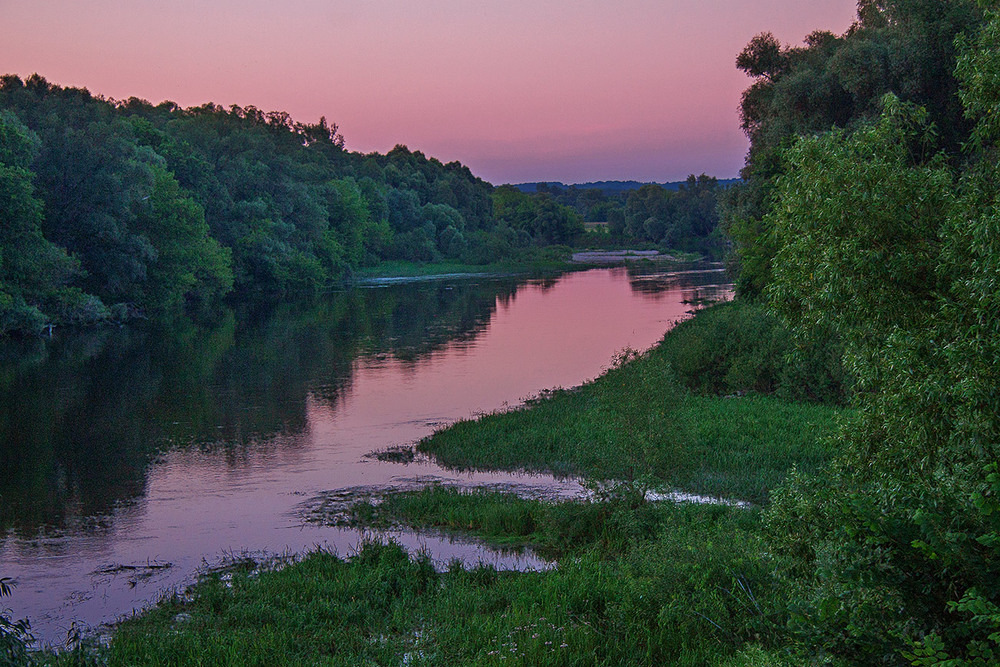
[0,265,729,645]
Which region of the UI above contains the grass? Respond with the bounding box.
[351,247,577,281]
[352,259,522,280]
[342,485,680,559]
[51,501,795,667]
[419,343,845,505]
[351,247,709,281]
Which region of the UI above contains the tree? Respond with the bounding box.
[530,195,583,246]
[624,184,671,242]
[736,32,789,80]
[767,96,951,354]
[132,166,233,314]
[0,111,81,334]
[763,26,1000,655]
[723,0,984,298]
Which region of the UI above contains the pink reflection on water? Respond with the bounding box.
[1,267,730,646]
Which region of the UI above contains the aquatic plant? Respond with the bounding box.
[0,577,32,667]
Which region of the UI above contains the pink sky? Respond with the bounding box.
[1,1,858,184]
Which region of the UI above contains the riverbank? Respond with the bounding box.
[350,247,704,284]
[350,256,567,282]
[570,249,696,264]
[415,347,841,505]
[22,300,847,666]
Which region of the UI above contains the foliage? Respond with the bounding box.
[503,177,729,258]
[131,166,233,313]
[753,8,1000,661]
[657,300,846,403]
[0,75,600,336]
[0,111,81,335]
[0,577,32,667]
[491,186,581,248]
[766,96,951,356]
[620,176,725,256]
[722,0,984,298]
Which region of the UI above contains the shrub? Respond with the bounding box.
[657,300,847,403]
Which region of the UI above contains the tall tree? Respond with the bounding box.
[722,0,984,298]
[0,111,81,333]
[762,8,1000,659]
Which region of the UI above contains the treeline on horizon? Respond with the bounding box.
[511,177,740,194]
[0,74,726,336]
[509,175,729,257]
[715,0,1000,663]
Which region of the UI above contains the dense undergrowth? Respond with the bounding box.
[657,300,847,405]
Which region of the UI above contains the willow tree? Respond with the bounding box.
[761,8,1000,660]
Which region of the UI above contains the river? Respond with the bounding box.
[0,264,730,647]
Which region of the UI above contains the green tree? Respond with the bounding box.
[132,166,233,314]
[0,111,81,334]
[766,96,951,356]
[530,195,583,246]
[723,0,984,298]
[764,44,1000,661]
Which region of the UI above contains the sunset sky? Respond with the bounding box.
[1,1,859,184]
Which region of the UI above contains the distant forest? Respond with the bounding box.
[0,75,725,335]
[505,176,733,256]
[512,177,740,194]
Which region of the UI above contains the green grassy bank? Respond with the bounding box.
[349,246,704,282]
[417,300,844,506]
[19,301,850,666]
[350,249,573,282]
[106,506,780,667]
[417,364,841,505]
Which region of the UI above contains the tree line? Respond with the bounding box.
[0,75,588,335]
[518,176,729,257]
[721,0,1000,662]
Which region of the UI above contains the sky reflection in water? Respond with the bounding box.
[0,266,730,646]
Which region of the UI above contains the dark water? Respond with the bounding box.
[0,265,730,646]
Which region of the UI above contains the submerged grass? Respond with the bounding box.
[345,485,671,559]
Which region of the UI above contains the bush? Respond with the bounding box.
[657,300,847,403]
[0,291,46,336]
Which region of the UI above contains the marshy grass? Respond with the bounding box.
[344,484,672,559]
[59,501,790,666]
[419,339,845,505]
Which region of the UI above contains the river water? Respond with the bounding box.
[0,265,729,646]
